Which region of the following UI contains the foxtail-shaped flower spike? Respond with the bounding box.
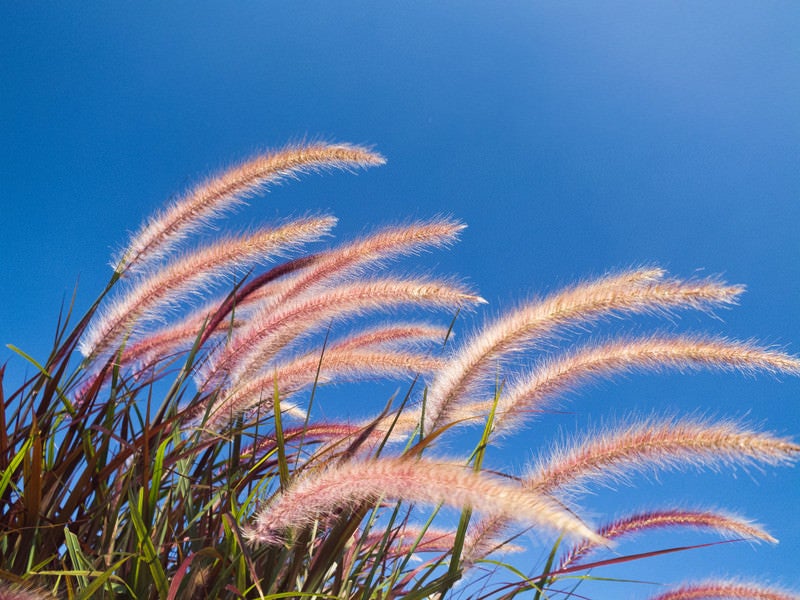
[117,265,308,367]
[527,418,799,494]
[202,349,442,432]
[200,277,483,390]
[424,269,744,433]
[463,437,790,569]
[345,411,425,446]
[261,348,441,394]
[559,508,776,570]
[238,423,372,461]
[361,526,460,557]
[117,304,242,368]
[644,581,800,600]
[80,216,336,358]
[482,336,800,433]
[244,456,603,546]
[361,525,524,558]
[115,143,383,273]
[254,218,467,314]
[460,514,517,568]
[324,322,451,352]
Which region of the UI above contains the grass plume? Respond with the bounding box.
[558,508,777,570]
[80,215,336,359]
[527,417,799,494]
[115,142,384,273]
[644,581,800,600]
[244,456,603,546]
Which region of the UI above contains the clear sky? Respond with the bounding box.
[2,3,799,597]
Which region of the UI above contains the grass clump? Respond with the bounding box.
[1,142,798,599]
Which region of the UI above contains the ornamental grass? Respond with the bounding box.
[1,142,798,599]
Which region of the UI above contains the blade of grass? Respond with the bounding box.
[272,375,290,491]
[262,593,341,599]
[63,527,91,589]
[223,512,265,598]
[383,506,443,595]
[166,548,223,600]
[23,420,43,530]
[6,344,52,379]
[148,438,169,516]
[128,488,169,598]
[0,365,8,470]
[6,344,78,417]
[0,437,30,499]
[532,535,564,600]
[75,557,132,600]
[545,540,739,577]
[358,500,406,600]
[442,381,502,595]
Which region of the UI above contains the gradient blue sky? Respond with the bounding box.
[2,3,799,597]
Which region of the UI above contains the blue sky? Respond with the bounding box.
[2,3,799,597]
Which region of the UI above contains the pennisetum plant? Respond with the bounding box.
[1,141,798,599]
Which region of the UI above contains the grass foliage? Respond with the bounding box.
[1,142,798,599]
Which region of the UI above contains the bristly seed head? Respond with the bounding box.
[114,142,384,273]
[527,416,800,495]
[244,456,604,546]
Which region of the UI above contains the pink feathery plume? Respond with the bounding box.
[464,335,800,434]
[313,410,429,454]
[526,417,799,494]
[80,216,336,359]
[360,525,456,555]
[125,320,446,378]
[361,525,514,558]
[199,277,483,391]
[460,514,518,568]
[558,508,776,570]
[233,419,421,477]
[259,347,442,395]
[0,584,54,600]
[644,581,799,600]
[424,269,745,433]
[202,349,442,433]
[325,322,451,352]
[463,420,797,566]
[238,423,369,461]
[117,262,316,368]
[114,142,384,273]
[253,218,467,314]
[197,219,465,381]
[244,456,603,546]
